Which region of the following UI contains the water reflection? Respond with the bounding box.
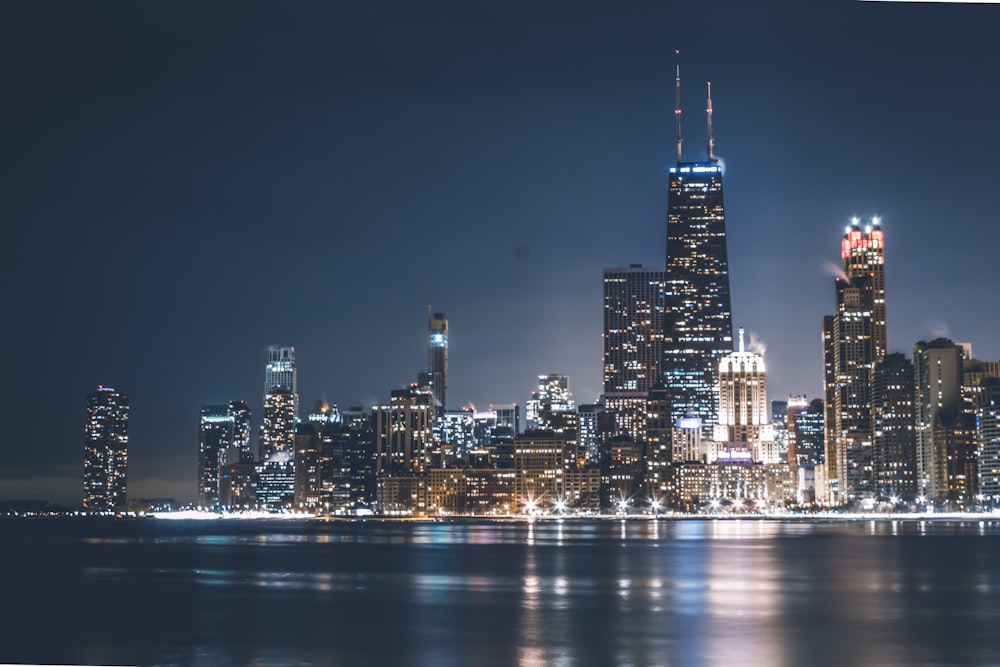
[10,518,1000,666]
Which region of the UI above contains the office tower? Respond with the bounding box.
[491,403,520,437]
[198,400,252,508]
[526,374,575,430]
[374,386,434,476]
[662,77,733,434]
[790,398,825,468]
[644,385,673,496]
[872,353,917,500]
[513,431,599,512]
[772,400,789,426]
[713,328,773,448]
[603,264,665,439]
[577,403,603,464]
[978,377,1000,506]
[82,386,129,512]
[823,217,886,503]
[255,450,295,508]
[427,310,448,415]
[264,346,297,414]
[913,338,963,502]
[786,396,808,466]
[259,387,296,460]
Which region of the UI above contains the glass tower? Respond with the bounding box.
[264,346,297,413]
[83,386,129,512]
[662,163,733,433]
[428,311,448,415]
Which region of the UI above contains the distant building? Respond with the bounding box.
[264,346,297,413]
[978,378,1000,506]
[872,353,916,500]
[662,92,734,434]
[427,310,448,415]
[83,386,129,513]
[374,387,434,476]
[712,328,776,462]
[603,264,665,439]
[259,387,297,460]
[914,338,965,503]
[824,217,886,504]
[198,401,251,508]
[255,450,295,508]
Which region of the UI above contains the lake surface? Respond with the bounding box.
[4,517,1000,666]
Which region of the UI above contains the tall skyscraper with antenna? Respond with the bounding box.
[662,54,734,435]
[823,217,887,504]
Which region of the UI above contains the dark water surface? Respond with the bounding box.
[4,517,1000,666]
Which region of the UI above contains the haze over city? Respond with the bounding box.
[3,0,999,504]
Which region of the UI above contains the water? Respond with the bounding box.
[4,517,1000,666]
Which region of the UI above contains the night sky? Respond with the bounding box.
[3,1,998,505]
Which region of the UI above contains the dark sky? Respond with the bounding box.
[3,1,998,505]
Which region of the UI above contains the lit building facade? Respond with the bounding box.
[977,377,1000,506]
[872,353,916,500]
[264,346,297,413]
[428,310,448,415]
[914,338,964,502]
[824,217,886,504]
[603,264,665,439]
[198,400,252,508]
[259,387,297,460]
[83,386,129,512]
[374,387,435,476]
[713,328,774,450]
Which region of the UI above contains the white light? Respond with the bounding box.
[872,216,881,226]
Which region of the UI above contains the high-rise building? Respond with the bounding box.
[823,217,886,504]
[872,353,916,500]
[913,338,963,501]
[977,377,1000,507]
[603,264,665,439]
[713,328,773,449]
[526,374,575,431]
[264,346,297,413]
[198,400,252,508]
[259,387,297,460]
[374,386,435,476]
[789,398,824,468]
[83,386,129,513]
[662,77,733,434]
[427,310,448,415]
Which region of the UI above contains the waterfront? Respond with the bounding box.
[4,517,1000,666]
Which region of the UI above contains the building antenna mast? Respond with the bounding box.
[674,49,682,163]
[707,81,716,162]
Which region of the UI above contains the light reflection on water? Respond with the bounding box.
[7,518,1000,666]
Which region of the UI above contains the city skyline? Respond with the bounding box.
[4,1,1000,504]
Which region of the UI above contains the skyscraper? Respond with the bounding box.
[259,387,297,460]
[823,217,886,504]
[713,328,771,446]
[914,338,967,504]
[872,353,916,500]
[264,346,297,413]
[662,75,733,434]
[428,310,448,415]
[603,264,665,439]
[198,401,252,508]
[82,386,129,512]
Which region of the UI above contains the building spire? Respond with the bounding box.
[738,326,745,353]
[674,49,683,163]
[706,81,715,162]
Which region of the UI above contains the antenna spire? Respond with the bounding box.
[706,81,716,161]
[674,50,682,163]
